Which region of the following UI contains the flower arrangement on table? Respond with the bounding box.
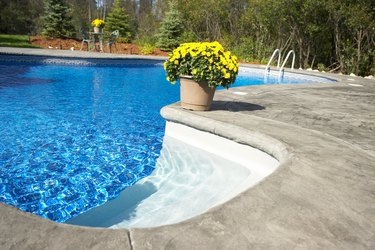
[164,41,239,89]
[91,18,105,28]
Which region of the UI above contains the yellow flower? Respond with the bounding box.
[166,76,176,84]
[190,51,198,57]
[165,41,238,87]
[181,48,187,57]
[91,18,105,28]
[220,56,227,64]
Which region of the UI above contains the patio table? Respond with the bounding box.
[89,32,103,52]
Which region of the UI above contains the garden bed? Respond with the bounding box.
[30,36,168,56]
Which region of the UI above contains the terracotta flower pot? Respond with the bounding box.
[93,27,102,33]
[180,76,216,111]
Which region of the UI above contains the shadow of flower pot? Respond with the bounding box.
[210,101,265,112]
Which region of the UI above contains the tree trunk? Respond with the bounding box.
[334,21,345,73]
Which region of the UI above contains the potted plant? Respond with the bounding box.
[91,18,105,33]
[164,41,239,111]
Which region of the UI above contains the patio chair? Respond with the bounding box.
[80,28,91,51]
[108,30,119,53]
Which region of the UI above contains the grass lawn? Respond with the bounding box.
[0,34,41,48]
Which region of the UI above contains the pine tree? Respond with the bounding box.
[42,0,75,38]
[105,0,132,41]
[156,0,184,51]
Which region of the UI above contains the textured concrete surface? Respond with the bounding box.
[1,48,375,249]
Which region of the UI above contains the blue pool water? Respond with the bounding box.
[0,58,334,222]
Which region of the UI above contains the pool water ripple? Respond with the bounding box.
[0,59,334,223]
[0,61,179,222]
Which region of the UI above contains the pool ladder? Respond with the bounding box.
[265,49,295,78]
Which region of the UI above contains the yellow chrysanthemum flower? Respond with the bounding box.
[164,41,238,88]
[91,18,105,28]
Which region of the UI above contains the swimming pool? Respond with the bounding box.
[0,56,335,223]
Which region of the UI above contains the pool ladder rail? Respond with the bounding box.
[264,49,295,78]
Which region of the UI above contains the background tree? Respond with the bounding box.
[0,0,374,76]
[123,0,138,37]
[137,0,159,42]
[67,0,98,30]
[156,0,184,51]
[105,0,132,40]
[0,0,44,35]
[42,0,75,38]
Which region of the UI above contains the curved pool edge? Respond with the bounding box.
[1,47,374,249]
[0,104,293,248]
[160,105,289,163]
[130,81,375,248]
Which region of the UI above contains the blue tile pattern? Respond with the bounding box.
[0,61,179,222]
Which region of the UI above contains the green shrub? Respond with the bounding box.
[105,0,132,42]
[117,37,130,44]
[317,63,326,71]
[42,0,75,38]
[141,43,155,55]
[156,0,184,51]
[135,36,157,47]
[180,31,196,43]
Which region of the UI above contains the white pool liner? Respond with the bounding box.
[67,122,279,228]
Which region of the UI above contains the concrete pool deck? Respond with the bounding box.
[0,48,374,249]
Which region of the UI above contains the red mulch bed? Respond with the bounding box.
[30,36,168,56]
